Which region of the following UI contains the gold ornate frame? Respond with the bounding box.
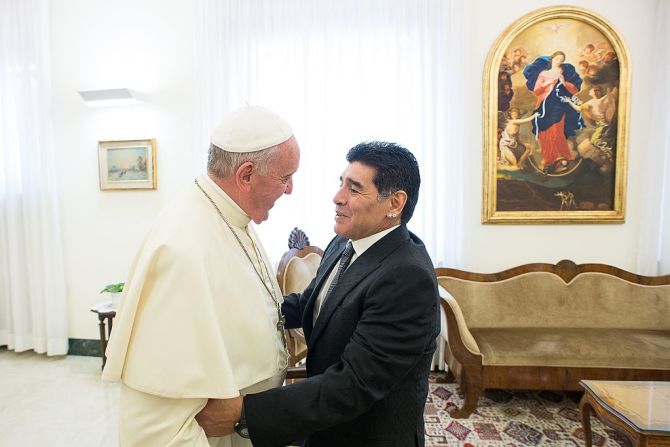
[482,6,630,224]
[98,139,157,190]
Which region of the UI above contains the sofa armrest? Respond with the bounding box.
[438,286,481,356]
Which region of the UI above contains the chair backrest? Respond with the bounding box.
[276,228,323,369]
[277,228,324,294]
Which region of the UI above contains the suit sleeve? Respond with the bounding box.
[282,289,312,329]
[245,260,438,447]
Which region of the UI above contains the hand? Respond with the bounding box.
[195,396,243,437]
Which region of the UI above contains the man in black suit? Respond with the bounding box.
[197,141,439,447]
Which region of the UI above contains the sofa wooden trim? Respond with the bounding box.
[435,260,670,418]
[437,259,670,285]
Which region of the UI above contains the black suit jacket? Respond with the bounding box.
[245,225,439,447]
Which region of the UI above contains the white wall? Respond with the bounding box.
[49,0,659,339]
[50,0,195,339]
[461,0,655,272]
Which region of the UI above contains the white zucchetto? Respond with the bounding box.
[210,105,293,153]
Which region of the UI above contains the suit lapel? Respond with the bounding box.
[309,226,410,348]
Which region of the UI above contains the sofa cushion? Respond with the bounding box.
[472,328,670,369]
[440,272,670,331]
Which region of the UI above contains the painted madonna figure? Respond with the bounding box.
[523,51,585,173]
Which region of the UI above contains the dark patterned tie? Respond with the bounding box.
[324,241,355,301]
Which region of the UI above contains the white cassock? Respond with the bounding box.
[102,174,288,446]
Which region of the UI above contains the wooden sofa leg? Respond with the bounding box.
[449,379,482,418]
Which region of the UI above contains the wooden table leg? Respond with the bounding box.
[97,314,107,370]
[579,394,593,447]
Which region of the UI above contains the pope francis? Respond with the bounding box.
[102,106,301,446]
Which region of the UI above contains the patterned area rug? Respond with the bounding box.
[425,374,632,446]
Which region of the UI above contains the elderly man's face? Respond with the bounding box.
[248,136,300,223]
[332,161,395,241]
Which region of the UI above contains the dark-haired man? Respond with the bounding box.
[197,141,439,447]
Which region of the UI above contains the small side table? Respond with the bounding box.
[90,302,117,369]
[579,380,670,447]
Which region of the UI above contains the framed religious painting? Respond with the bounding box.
[482,6,630,223]
[98,139,157,190]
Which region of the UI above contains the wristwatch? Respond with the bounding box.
[234,403,250,439]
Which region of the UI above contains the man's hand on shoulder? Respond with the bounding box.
[195,395,243,437]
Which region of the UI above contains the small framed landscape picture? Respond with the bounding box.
[98,139,157,190]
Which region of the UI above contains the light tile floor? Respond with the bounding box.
[0,349,119,447]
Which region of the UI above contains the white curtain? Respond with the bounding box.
[195,0,469,267]
[637,0,670,275]
[0,0,68,355]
